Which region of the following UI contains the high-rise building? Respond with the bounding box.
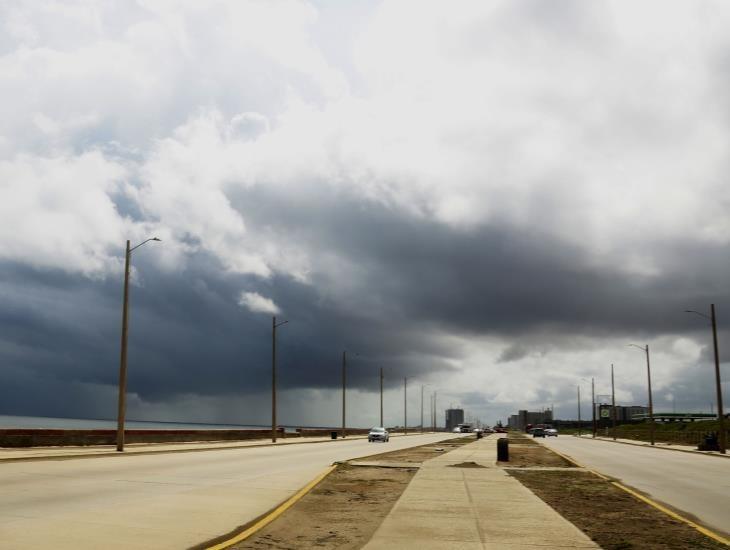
[507,409,553,430]
[445,408,465,431]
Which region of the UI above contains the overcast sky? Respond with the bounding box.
[1,0,730,428]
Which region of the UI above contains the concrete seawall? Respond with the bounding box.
[0,427,373,447]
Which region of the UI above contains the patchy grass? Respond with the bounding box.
[509,465,727,549]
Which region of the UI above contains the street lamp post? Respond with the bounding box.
[628,344,654,446]
[342,351,347,438]
[685,305,726,454]
[611,364,617,441]
[404,377,407,435]
[379,367,384,427]
[272,316,288,443]
[420,384,424,433]
[591,377,596,438]
[577,385,581,437]
[116,237,161,452]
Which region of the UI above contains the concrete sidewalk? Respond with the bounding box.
[574,434,730,458]
[363,436,600,550]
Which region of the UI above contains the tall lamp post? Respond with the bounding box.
[342,351,347,438]
[577,385,582,436]
[271,316,288,443]
[116,237,161,452]
[685,305,726,454]
[591,377,596,438]
[628,344,654,446]
[341,351,358,438]
[404,377,408,435]
[420,384,423,433]
[379,367,384,427]
[611,364,617,441]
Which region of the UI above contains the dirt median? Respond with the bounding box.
[506,440,727,550]
[226,435,476,549]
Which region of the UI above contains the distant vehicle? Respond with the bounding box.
[545,428,558,437]
[472,428,483,433]
[532,428,546,438]
[368,427,390,442]
[482,427,495,433]
[494,427,507,433]
[452,427,462,433]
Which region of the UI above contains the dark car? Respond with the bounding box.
[531,428,546,438]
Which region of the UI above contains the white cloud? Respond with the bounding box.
[238,291,280,315]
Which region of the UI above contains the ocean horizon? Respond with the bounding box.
[0,414,334,432]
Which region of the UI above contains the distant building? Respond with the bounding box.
[445,409,465,431]
[507,409,553,431]
[597,404,649,423]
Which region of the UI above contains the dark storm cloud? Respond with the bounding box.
[2,183,730,422]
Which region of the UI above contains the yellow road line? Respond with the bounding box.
[610,481,730,547]
[540,439,729,546]
[206,464,338,550]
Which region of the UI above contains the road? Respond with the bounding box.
[0,432,461,549]
[542,436,730,537]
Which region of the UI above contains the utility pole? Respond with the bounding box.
[646,344,655,446]
[271,316,288,443]
[611,364,617,441]
[434,391,437,431]
[428,393,434,431]
[116,240,131,453]
[420,384,424,433]
[342,351,347,438]
[379,367,384,427]
[116,237,160,453]
[629,343,655,446]
[591,377,596,438]
[404,377,407,435]
[577,385,581,437]
[711,304,726,454]
[685,305,726,454]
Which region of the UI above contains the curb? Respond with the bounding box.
[204,464,338,550]
[571,435,730,459]
[539,441,730,546]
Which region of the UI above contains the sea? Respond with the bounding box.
[0,415,308,432]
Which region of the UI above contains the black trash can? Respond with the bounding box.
[331,431,337,440]
[497,437,509,461]
[476,431,483,439]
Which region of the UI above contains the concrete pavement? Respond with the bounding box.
[0,432,460,549]
[363,436,599,549]
[542,435,730,537]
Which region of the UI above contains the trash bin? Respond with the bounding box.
[497,437,509,461]
[331,431,337,440]
[699,432,719,451]
[476,431,483,439]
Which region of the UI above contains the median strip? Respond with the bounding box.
[213,436,475,550]
[504,434,729,549]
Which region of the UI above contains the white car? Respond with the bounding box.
[368,427,390,442]
[544,428,558,437]
[452,427,462,433]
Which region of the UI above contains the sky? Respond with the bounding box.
[1,0,730,428]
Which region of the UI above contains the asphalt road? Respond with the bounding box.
[0,432,462,549]
[542,436,730,536]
